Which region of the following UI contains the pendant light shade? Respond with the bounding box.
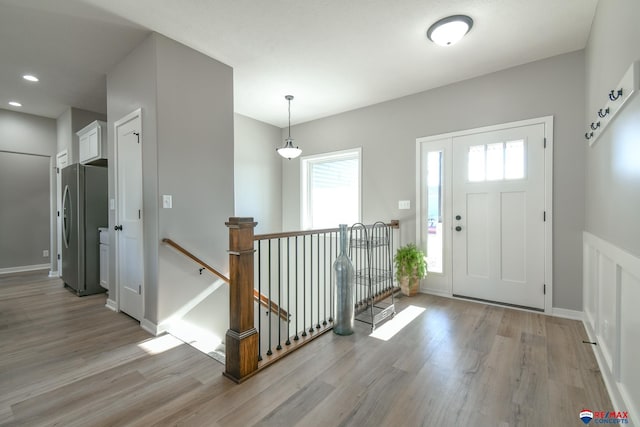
[277,95,302,160]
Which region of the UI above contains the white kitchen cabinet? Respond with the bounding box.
[99,227,109,290]
[77,120,107,165]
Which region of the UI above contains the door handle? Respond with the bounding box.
[114,225,123,231]
[455,215,462,220]
[455,226,462,232]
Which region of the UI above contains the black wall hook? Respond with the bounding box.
[609,89,623,101]
[598,107,609,118]
[198,267,205,275]
[585,132,593,140]
[590,121,600,130]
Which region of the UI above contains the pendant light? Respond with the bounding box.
[277,95,302,160]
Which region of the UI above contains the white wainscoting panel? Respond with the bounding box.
[583,232,640,422]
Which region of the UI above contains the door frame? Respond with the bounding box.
[55,150,69,277]
[113,108,144,318]
[416,116,554,313]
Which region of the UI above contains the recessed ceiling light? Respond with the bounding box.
[427,15,473,46]
[23,74,39,82]
[9,101,23,107]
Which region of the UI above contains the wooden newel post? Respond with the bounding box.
[224,217,258,383]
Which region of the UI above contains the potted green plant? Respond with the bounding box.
[394,243,427,296]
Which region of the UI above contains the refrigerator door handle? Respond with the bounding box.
[62,184,71,248]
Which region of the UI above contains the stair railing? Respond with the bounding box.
[224,217,399,383]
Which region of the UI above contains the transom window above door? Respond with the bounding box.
[468,140,525,182]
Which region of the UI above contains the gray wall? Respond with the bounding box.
[0,109,56,271]
[282,51,586,311]
[0,152,50,268]
[234,113,282,233]
[585,0,640,257]
[107,33,159,321]
[107,33,235,327]
[154,33,234,325]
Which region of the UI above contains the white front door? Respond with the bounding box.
[417,117,551,312]
[115,110,144,321]
[451,123,546,310]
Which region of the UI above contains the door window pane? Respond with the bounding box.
[468,145,485,182]
[505,140,525,179]
[486,142,504,181]
[468,140,526,182]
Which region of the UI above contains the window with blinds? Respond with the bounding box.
[301,148,361,229]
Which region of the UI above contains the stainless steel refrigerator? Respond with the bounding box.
[61,164,108,296]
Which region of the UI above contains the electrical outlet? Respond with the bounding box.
[398,200,411,210]
[43,249,49,257]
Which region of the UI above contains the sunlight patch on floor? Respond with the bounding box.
[167,319,225,364]
[138,334,184,355]
[369,305,426,341]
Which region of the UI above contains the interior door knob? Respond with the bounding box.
[455,215,462,220]
[114,225,123,231]
[455,226,462,232]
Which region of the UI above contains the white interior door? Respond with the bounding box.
[115,110,144,321]
[56,150,69,276]
[451,123,546,310]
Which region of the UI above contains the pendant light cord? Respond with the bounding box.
[288,97,291,139]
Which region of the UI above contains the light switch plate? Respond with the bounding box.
[43,249,49,257]
[398,200,411,210]
[162,195,172,209]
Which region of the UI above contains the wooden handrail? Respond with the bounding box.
[254,220,399,241]
[162,238,230,283]
[162,238,289,321]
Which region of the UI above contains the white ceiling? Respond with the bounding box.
[1,0,598,127]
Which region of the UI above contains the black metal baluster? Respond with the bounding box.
[316,232,321,329]
[267,240,272,356]
[257,240,262,362]
[323,232,327,326]
[309,234,313,332]
[295,236,300,341]
[286,237,291,346]
[302,235,307,337]
[277,238,282,351]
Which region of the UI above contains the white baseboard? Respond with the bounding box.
[0,264,49,275]
[141,318,167,336]
[551,307,584,321]
[105,299,118,312]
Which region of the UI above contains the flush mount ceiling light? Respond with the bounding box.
[427,15,473,46]
[8,101,22,107]
[276,95,302,160]
[23,74,39,82]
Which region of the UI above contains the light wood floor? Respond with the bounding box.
[1,272,611,426]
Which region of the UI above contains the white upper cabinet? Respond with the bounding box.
[77,120,107,165]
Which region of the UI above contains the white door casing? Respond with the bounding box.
[416,117,553,312]
[114,109,144,321]
[56,150,69,276]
